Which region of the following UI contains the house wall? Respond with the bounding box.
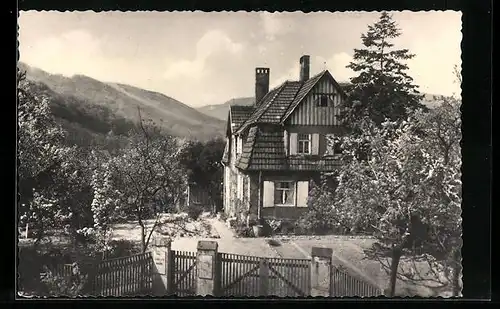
[224,132,250,220]
[256,171,321,221]
[285,125,346,156]
[287,75,345,126]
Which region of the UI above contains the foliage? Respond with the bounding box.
[179,137,225,212]
[17,70,75,243]
[186,203,204,220]
[74,161,121,253]
[39,263,88,297]
[296,186,344,235]
[234,223,254,238]
[327,98,461,295]
[341,11,426,128]
[109,111,188,252]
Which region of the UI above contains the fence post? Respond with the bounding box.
[151,236,172,296]
[310,247,333,297]
[259,259,269,296]
[196,240,218,296]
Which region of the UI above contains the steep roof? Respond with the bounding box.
[229,105,255,133]
[236,70,346,134]
[235,126,341,171]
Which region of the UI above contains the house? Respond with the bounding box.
[221,55,348,224]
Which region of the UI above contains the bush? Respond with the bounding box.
[40,263,88,296]
[234,223,254,238]
[295,187,344,235]
[186,204,204,220]
[107,239,141,258]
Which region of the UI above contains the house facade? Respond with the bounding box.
[221,55,347,224]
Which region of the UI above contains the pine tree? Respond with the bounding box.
[342,12,427,128]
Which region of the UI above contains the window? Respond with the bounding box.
[297,133,311,154]
[319,95,328,107]
[317,94,334,107]
[274,181,295,206]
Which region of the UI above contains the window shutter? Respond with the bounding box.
[262,181,274,208]
[284,130,289,155]
[296,181,309,207]
[311,133,320,155]
[289,133,298,155]
[237,136,243,154]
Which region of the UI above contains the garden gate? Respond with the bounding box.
[171,250,197,296]
[218,252,310,297]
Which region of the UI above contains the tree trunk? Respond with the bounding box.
[139,222,147,253]
[389,246,402,297]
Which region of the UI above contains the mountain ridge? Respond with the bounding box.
[18,62,226,142]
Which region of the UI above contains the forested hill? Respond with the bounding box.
[18,63,226,146]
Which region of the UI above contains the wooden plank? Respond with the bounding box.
[259,259,268,296]
[267,264,306,296]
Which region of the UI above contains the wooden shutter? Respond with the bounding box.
[311,133,320,155]
[296,181,309,207]
[262,181,275,208]
[237,136,243,154]
[284,130,289,155]
[289,133,298,155]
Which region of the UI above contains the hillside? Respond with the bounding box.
[18,63,226,142]
[197,97,254,120]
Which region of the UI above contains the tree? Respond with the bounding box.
[410,95,462,296]
[179,137,225,213]
[342,11,426,128]
[110,110,187,253]
[17,69,74,243]
[329,105,461,296]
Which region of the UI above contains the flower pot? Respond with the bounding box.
[253,225,264,237]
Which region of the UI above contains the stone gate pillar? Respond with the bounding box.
[310,247,333,297]
[196,240,219,296]
[151,236,173,296]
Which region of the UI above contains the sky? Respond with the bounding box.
[18,11,462,108]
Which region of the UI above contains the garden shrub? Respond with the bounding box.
[107,239,141,258]
[294,185,348,235]
[186,204,204,220]
[233,222,254,238]
[40,263,88,296]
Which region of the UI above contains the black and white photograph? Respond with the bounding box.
[17,10,463,298]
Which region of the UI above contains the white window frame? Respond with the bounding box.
[274,181,296,206]
[297,133,311,155]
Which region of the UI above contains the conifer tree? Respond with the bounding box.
[342,12,426,128]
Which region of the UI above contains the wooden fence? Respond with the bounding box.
[47,252,155,296]
[331,266,381,297]
[38,243,382,297]
[172,250,197,296]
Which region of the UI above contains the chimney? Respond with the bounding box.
[255,67,270,106]
[300,55,310,82]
